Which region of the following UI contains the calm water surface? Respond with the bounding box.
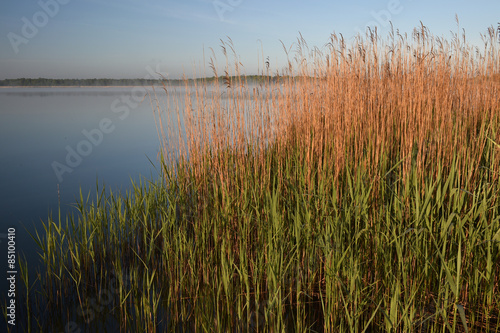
[0,84,265,314]
[0,87,169,299]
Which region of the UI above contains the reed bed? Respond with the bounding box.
[7,23,500,332]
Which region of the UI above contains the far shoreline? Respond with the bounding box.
[0,85,166,89]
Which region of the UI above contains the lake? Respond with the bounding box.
[0,86,169,300]
[0,83,271,329]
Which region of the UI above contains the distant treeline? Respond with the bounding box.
[0,78,165,87]
[0,75,281,87]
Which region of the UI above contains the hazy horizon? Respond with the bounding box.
[0,74,274,81]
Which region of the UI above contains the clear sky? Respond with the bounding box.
[0,0,498,79]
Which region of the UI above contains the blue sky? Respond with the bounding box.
[0,0,498,79]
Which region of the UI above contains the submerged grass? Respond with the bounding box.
[6,23,500,332]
